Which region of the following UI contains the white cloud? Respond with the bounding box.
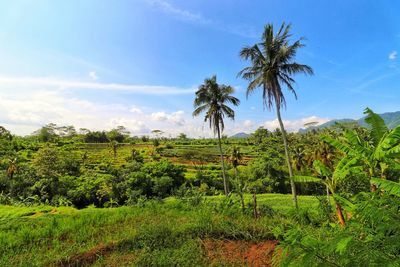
[147,0,206,24]
[151,110,185,125]
[0,75,195,95]
[88,71,98,80]
[146,0,257,38]
[243,120,253,128]
[129,106,143,114]
[107,118,150,134]
[0,75,199,136]
[263,116,330,132]
[151,111,168,121]
[389,50,397,60]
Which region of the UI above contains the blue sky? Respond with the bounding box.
[0,0,399,137]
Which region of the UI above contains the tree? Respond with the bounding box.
[107,126,129,142]
[151,129,164,139]
[228,146,246,211]
[33,123,59,142]
[228,145,242,177]
[0,126,12,140]
[32,146,62,200]
[193,75,240,195]
[238,22,313,208]
[6,157,17,179]
[178,133,188,140]
[109,140,119,159]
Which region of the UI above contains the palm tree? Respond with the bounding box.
[228,145,242,177]
[238,22,313,208]
[6,157,17,179]
[109,140,119,159]
[193,75,240,195]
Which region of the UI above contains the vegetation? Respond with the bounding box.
[2,21,400,266]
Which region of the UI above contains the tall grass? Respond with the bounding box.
[0,194,312,266]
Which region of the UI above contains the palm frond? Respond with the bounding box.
[238,22,313,110]
[193,75,238,135]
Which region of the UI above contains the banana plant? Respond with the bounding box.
[370,178,400,197]
[322,108,400,185]
[294,157,363,226]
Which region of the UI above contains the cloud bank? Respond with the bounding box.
[0,76,195,95]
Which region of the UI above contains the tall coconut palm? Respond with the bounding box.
[238,22,313,208]
[193,75,240,195]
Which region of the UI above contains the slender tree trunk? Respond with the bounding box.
[252,191,258,219]
[326,185,331,205]
[217,124,228,195]
[275,104,298,209]
[234,166,245,212]
[240,193,245,212]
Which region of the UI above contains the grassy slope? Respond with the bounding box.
[0,194,318,266]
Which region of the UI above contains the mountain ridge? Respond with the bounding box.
[300,110,400,132]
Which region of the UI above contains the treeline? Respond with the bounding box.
[1,118,392,208]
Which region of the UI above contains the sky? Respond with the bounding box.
[0,0,399,137]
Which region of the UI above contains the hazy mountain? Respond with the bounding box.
[230,132,250,138]
[299,111,400,132]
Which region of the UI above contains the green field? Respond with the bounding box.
[0,194,318,266]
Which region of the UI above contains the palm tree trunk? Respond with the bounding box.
[275,104,298,209]
[217,124,229,195]
[252,191,258,219]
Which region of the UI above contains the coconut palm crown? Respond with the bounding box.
[193,75,240,134]
[238,22,313,109]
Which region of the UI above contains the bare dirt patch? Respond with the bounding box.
[203,239,278,267]
[55,243,116,267]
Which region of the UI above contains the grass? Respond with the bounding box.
[0,193,321,266]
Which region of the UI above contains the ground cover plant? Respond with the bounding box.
[0,194,315,266]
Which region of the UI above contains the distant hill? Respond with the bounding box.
[230,132,250,138]
[299,111,400,132]
[358,111,400,129]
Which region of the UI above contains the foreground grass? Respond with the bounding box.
[0,194,320,266]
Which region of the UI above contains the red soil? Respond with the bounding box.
[203,239,278,267]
